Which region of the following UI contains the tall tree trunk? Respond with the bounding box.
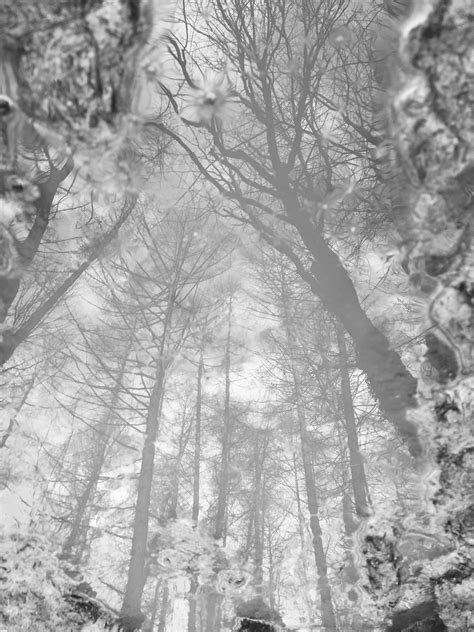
[335,324,370,517]
[192,352,204,525]
[295,393,337,632]
[120,352,168,630]
[187,574,198,632]
[293,453,315,622]
[214,296,232,541]
[149,580,161,631]
[167,407,192,520]
[281,285,337,631]
[253,434,266,596]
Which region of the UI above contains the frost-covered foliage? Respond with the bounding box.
[0,530,119,630]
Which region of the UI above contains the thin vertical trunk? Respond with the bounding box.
[187,574,198,632]
[267,523,275,612]
[168,408,192,520]
[296,395,338,632]
[157,581,169,632]
[120,341,168,630]
[280,276,337,631]
[293,453,314,621]
[214,296,233,541]
[192,352,204,525]
[253,436,266,596]
[149,579,161,631]
[335,324,370,517]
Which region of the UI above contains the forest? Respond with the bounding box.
[0,0,473,630]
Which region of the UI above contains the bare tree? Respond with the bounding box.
[155,0,420,453]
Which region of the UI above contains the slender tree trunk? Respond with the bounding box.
[120,354,167,630]
[253,435,266,596]
[168,408,192,520]
[187,574,198,632]
[296,395,337,632]
[149,579,161,631]
[214,296,232,541]
[335,324,370,517]
[157,581,169,632]
[267,524,276,612]
[281,283,337,631]
[293,453,314,622]
[192,352,204,525]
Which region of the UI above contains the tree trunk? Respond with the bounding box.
[335,325,370,517]
[167,406,192,520]
[293,453,315,622]
[296,395,337,632]
[214,296,233,541]
[294,209,419,455]
[192,352,204,525]
[157,581,169,632]
[281,273,337,630]
[120,356,167,631]
[187,574,198,632]
[253,436,265,596]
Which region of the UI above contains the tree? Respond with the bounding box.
[118,206,229,630]
[214,293,234,542]
[2,2,473,630]
[154,0,421,454]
